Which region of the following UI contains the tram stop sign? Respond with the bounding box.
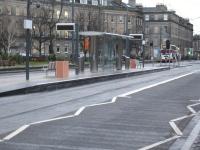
[56,23,75,31]
[24,19,33,30]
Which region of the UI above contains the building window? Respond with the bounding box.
[23,8,26,16]
[64,11,68,18]
[64,45,69,53]
[136,17,140,25]
[11,6,16,15]
[104,14,107,22]
[154,26,159,33]
[153,39,159,46]
[80,0,87,4]
[145,27,149,34]
[128,29,131,34]
[56,10,60,18]
[16,7,20,16]
[56,46,60,53]
[102,0,107,6]
[138,18,142,25]
[56,31,61,37]
[164,14,168,21]
[145,15,149,21]
[164,26,168,33]
[128,16,131,24]
[111,27,115,33]
[0,7,2,14]
[88,0,92,4]
[111,15,114,22]
[64,31,69,38]
[92,0,98,5]
[5,6,12,15]
[119,16,123,23]
[154,14,159,20]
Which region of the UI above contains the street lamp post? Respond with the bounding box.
[72,0,75,63]
[26,0,31,80]
[75,24,79,75]
[97,0,101,31]
[125,5,129,57]
[71,0,79,75]
[125,5,130,70]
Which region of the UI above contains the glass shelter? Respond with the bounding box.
[79,31,133,72]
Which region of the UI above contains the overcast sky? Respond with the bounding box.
[123,0,200,34]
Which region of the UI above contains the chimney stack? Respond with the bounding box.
[128,0,136,6]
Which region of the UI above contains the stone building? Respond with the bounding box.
[143,4,193,59]
[0,0,143,57]
[193,35,200,59]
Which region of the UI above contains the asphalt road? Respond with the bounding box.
[0,62,200,149]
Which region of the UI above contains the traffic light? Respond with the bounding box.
[166,40,170,49]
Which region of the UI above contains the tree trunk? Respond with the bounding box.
[3,47,7,54]
[49,39,54,54]
[39,40,42,57]
[49,30,54,54]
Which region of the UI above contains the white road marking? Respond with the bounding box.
[141,100,199,149]
[181,114,200,150]
[3,125,29,141]
[138,136,180,150]
[31,100,116,126]
[169,121,183,136]
[171,114,195,123]
[74,107,85,116]
[119,71,199,97]
[141,114,195,150]
[187,103,200,114]
[0,70,198,143]
[117,95,132,98]
[189,100,200,102]
[30,115,75,125]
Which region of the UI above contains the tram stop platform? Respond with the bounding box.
[0,64,169,97]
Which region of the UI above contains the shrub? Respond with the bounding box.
[13,54,24,64]
[56,54,66,61]
[1,53,8,60]
[56,53,69,61]
[48,54,56,61]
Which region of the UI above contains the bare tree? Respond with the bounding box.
[32,0,64,55]
[32,5,49,56]
[0,1,17,54]
[46,0,64,54]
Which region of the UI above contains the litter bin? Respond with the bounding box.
[130,59,136,69]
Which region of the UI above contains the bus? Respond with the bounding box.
[160,45,181,62]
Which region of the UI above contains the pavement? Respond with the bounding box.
[0,64,200,150]
[191,133,200,150]
[0,63,170,97]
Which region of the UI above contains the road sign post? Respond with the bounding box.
[24,0,32,81]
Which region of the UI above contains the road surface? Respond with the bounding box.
[0,61,200,149]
